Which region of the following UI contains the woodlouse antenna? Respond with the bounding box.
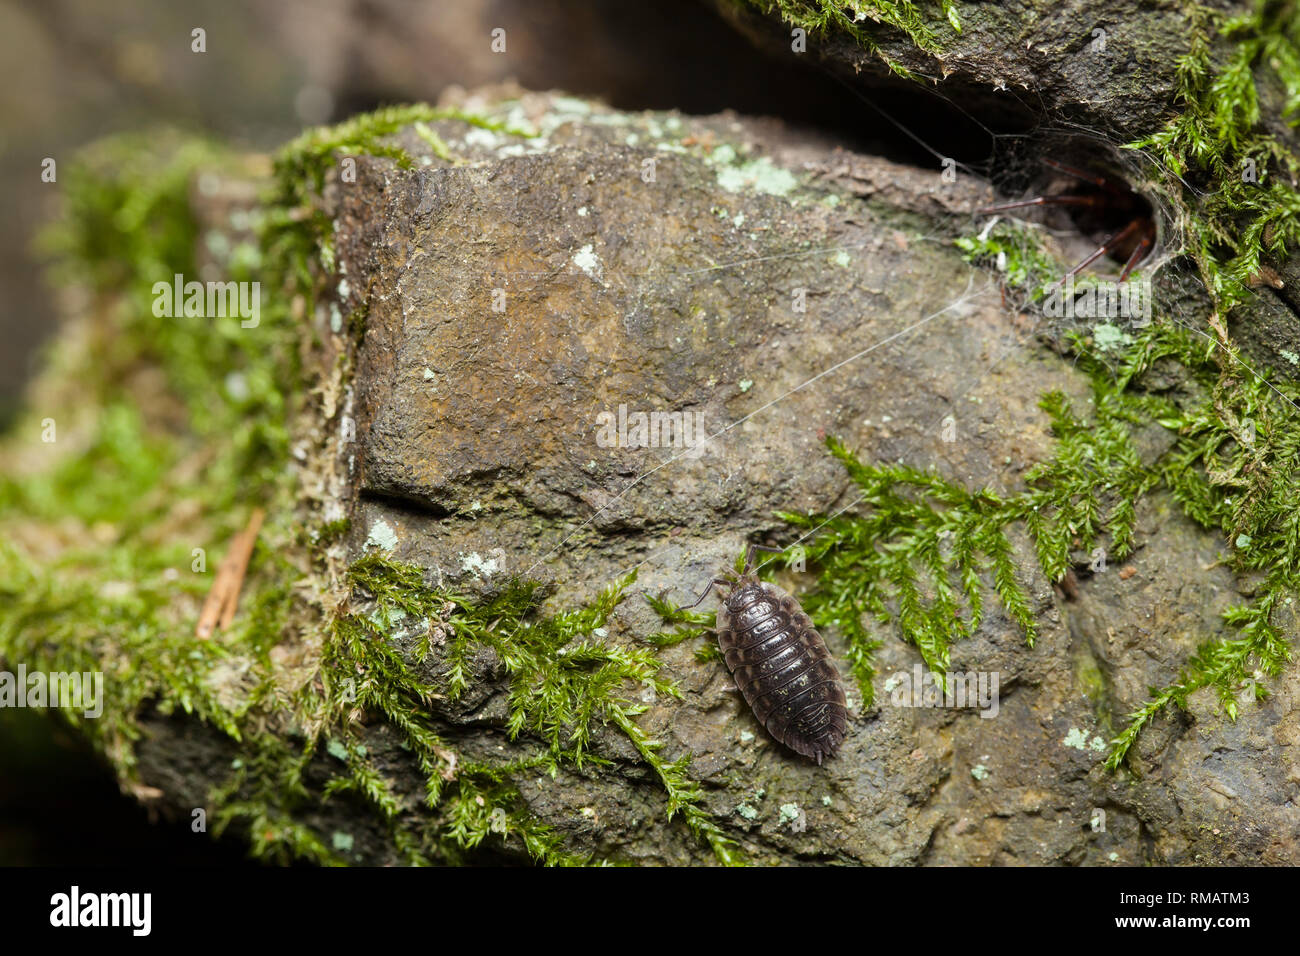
[677,543,793,611]
[679,575,733,611]
[745,542,795,576]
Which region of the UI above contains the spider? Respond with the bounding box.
[978,158,1156,284]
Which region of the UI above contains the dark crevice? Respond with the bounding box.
[357,486,457,521]
[334,0,1009,174]
[0,709,254,865]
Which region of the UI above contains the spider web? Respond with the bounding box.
[509,70,1285,597]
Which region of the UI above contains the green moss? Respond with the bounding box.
[788,378,1159,704]
[954,221,1059,300]
[315,517,352,547]
[779,315,1299,767]
[826,0,1300,769]
[35,134,294,473]
[731,0,960,78]
[1,115,744,865]
[1126,0,1300,312]
[335,554,739,865]
[269,102,529,214]
[37,131,216,301]
[0,131,300,798]
[413,121,453,163]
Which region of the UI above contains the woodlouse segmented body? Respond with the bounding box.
[712,550,848,764]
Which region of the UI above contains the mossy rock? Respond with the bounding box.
[3,63,1299,864]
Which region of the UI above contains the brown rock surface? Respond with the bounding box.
[296,90,1298,863]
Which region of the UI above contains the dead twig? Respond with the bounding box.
[196,508,266,639]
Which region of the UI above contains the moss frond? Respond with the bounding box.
[1126,0,1300,311]
[784,314,1300,767]
[954,221,1058,299]
[337,554,735,863]
[732,0,960,78]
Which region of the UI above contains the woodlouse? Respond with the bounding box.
[688,545,848,764]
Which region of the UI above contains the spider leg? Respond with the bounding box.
[1117,222,1156,282]
[978,195,1100,215]
[1057,218,1143,285]
[1041,158,1132,196]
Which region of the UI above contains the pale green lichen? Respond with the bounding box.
[1063,728,1091,751]
[716,157,800,197]
[1092,322,1134,353]
[326,739,349,761]
[365,519,399,552]
[572,244,603,278]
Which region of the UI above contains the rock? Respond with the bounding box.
[710,0,1192,141]
[297,89,1295,863]
[8,2,1299,869]
[708,1,1300,379]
